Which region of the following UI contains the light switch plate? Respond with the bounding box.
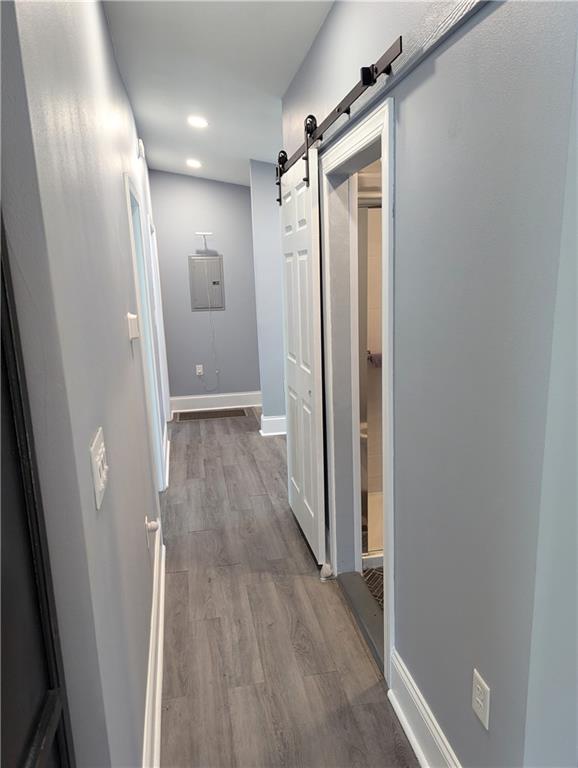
[127,312,140,341]
[90,427,109,510]
[472,668,490,730]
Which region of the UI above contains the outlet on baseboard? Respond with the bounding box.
[472,668,490,730]
[196,364,204,376]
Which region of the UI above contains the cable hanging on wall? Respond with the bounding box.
[193,231,221,394]
[275,35,403,204]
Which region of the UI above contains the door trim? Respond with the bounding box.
[142,526,166,768]
[1,219,76,766]
[348,173,363,575]
[123,174,166,493]
[146,213,171,427]
[320,99,395,683]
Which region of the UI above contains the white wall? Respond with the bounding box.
[2,1,164,763]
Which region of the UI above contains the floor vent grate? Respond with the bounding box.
[175,408,247,421]
[362,567,384,609]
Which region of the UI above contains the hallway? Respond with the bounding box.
[160,412,417,767]
[4,2,576,765]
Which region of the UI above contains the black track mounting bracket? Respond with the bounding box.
[360,64,378,86]
[302,114,318,187]
[275,150,287,205]
[275,35,402,204]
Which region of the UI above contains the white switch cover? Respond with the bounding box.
[196,364,204,376]
[472,668,490,730]
[127,312,140,341]
[90,427,109,510]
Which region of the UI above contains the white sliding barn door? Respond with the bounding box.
[281,149,325,564]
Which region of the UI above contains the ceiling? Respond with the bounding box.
[105,1,332,186]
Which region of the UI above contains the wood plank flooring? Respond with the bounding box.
[160,411,417,768]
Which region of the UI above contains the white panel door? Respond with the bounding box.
[281,148,325,564]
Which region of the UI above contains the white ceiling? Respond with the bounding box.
[105,1,332,186]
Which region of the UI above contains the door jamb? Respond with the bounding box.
[320,99,395,683]
[123,173,165,495]
[348,173,363,575]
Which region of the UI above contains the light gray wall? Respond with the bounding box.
[283,1,449,153]
[392,7,576,765]
[2,2,160,764]
[523,41,577,767]
[249,160,285,418]
[149,170,260,398]
[284,2,577,766]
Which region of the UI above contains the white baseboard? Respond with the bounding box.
[142,525,166,768]
[259,414,287,436]
[388,649,461,768]
[170,390,261,416]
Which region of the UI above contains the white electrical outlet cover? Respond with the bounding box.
[196,364,203,376]
[90,427,109,510]
[472,668,490,730]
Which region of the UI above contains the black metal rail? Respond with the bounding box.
[275,35,403,203]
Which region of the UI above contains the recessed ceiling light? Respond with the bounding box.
[186,158,202,169]
[187,115,208,129]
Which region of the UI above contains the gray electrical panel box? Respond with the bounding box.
[188,254,225,311]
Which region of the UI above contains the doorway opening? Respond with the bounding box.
[357,161,384,605]
[320,101,394,679]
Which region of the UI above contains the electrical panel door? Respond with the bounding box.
[188,255,225,311]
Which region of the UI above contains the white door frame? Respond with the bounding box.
[320,99,395,682]
[348,172,363,575]
[146,213,171,488]
[146,214,171,427]
[123,173,166,492]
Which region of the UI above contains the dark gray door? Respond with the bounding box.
[1,224,75,768]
